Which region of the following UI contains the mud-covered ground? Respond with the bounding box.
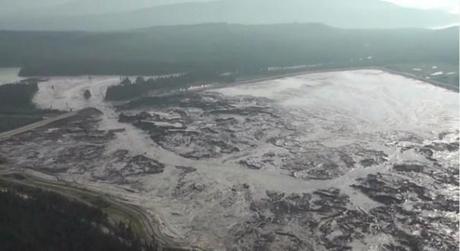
[0,70,458,250]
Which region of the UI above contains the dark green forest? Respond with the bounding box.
[0,24,457,77]
[106,72,234,101]
[0,80,38,110]
[0,80,48,132]
[0,180,156,251]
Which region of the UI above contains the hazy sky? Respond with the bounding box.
[384,0,459,13]
[2,0,458,13]
[1,0,458,17]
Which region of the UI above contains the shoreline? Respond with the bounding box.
[9,64,458,93]
[225,66,459,92]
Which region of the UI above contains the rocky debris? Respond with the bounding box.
[430,166,459,186]
[56,144,105,164]
[83,89,91,99]
[238,174,459,251]
[356,150,388,167]
[401,139,459,161]
[235,151,288,173]
[118,92,232,111]
[219,184,252,209]
[436,130,459,141]
[1,79,458,251]
[119,112,150,123]
[239,159,264,170]
[291,162,343,180]
[0,155,7,164]
[123,155,165,176]
[119,93,287,160]
[339,152,356,168]
[99,151,166,184]
[351,171,459,250]
[107,128,126,134]
[174,180,207,198]
[175,166,197,174]
[266,131,391,179]
[174,166,201,198]
[359,158,377,167]
[393,164,424,173]
[0,108,168,182]
[118,92,402,182]
[282,150,363,180]
[369,203,459,250]
[393,138,459,187]
[233,188,378,250]
[351,174,431,205]
[111,149,130,160]
[120,112,187,137]
[153,130,241,159]
[426,142,459,152]
[0,109,115,175]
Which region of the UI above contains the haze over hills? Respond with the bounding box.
[0,0,456,30]
[0,0,212,17]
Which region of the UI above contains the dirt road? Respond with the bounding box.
[0,111,77,140]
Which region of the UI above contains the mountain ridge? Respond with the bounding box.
[0,0,456,30]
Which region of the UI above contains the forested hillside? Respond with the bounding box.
[0,181,155,251]
[0,80,48,132]
[0,24,457,77]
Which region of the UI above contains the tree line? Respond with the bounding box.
[0,80,38,111]
[105,71,235,101]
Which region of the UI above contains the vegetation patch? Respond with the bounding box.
[0,181,156,251]
[0,80,58,133]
